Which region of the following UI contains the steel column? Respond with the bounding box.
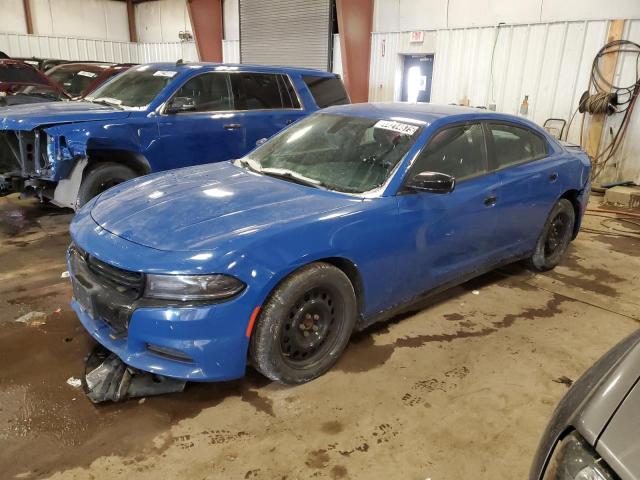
[187,0,223,62]
[23,0,33,34]
[126,0,137,43]
[336,0,373,103]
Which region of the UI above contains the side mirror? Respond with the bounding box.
[405,171,455,194]
[165,96,196,114]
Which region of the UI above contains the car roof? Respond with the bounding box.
[322,102,540,128]
[140,62,338,77]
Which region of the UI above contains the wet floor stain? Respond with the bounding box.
[321,420,344,435]
[240,388,275,417]
[0,311,275,479]
[549,250,625,297]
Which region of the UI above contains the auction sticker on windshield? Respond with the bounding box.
[374,120,419,135]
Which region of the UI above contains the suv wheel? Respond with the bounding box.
[527,198,575,271]
[249,262,357,384]
[77,162,136,207]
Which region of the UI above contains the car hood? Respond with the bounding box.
[0,101,131,131]
[90,162,359,252]
[597,379,640,480]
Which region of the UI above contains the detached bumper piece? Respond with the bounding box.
[83,345,186,403]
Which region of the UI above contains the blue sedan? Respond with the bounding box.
[68,103,591,384]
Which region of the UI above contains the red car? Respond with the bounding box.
[0,59,69,106]
[44,62,134,99]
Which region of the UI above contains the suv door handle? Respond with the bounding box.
[484,195,497,207]
[223,123,242,130]
[549,172,558,182]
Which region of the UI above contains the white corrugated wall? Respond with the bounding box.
[222,39,240,63]
[369,19,640,183]
[0,32,198,64]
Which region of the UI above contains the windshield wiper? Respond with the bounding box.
[259,168,328,190]
[236,158,261,174]
[90,98,124,110]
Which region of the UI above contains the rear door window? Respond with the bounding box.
[231,73,285,110]
[411,123,488,181]
[488,123,548,169]
[170,72,232,112]
[302,75,350,108]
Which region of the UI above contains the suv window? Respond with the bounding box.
[302,75,349,108]
[411,123,487,181]
[488,123,547,168]
[170,72,232,112]
[277,74,301,109]
[231,73,286,110]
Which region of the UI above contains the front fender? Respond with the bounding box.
[43,117,156,181]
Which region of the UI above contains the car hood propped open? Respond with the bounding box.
[90,162,358,252]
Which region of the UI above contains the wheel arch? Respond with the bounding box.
[84,149,152,177]
[559,189,581,238]
[255,256,366,329]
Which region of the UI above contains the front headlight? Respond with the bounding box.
[145,274,245,302]
[544,432,618,480]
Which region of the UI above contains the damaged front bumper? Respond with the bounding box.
[67,242,256,383]
[0,128,75,200]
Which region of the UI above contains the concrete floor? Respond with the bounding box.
[0,194,639,480]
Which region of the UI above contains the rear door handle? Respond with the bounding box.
[484,195,497,207]
[223,123,242,130]
[549,172,558,182]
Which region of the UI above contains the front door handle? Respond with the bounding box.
[549,172,558,182]
[484,195,497,207]
[224,123,242,130]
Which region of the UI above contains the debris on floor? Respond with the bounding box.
[66,377,82,388]
[83,346,186,403]
[14,311,47,326]
[553,376,574,387]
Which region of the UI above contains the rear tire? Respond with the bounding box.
[527,198,575,272]
[77,162,136,207]
[249,262,357,385]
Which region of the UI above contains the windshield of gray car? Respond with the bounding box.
[85,66,178,109]
[242,113,423,194]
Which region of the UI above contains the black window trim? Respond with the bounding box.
[483,120,551,172]
[398,120,490,195]
[159,70,305,116]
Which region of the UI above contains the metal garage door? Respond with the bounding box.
[240,0,332,70]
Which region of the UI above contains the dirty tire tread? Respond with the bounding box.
[249,262,357,385]
[77,162,137,207]
[527,198,576,272]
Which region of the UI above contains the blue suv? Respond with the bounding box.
[0,62,349,208]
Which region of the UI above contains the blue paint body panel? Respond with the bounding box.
[69,104,592,382]
[0,63,338,184]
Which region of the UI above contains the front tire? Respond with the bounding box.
[249,263,357,385]
[527,198,575,271]
[77,162,137,207]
